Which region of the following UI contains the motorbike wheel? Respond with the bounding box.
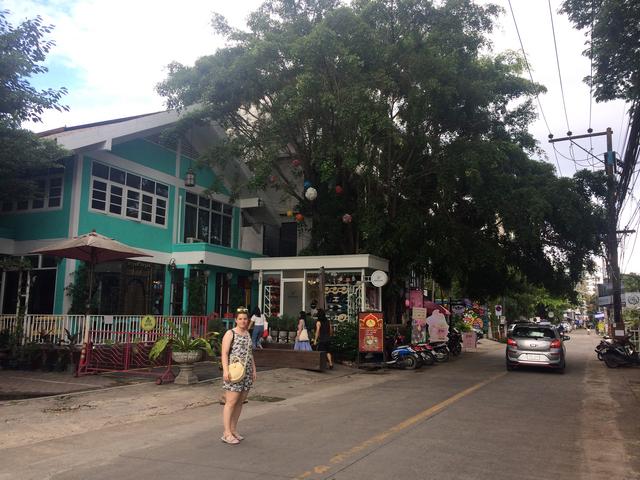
[421,352,435,366]
[597,352,603,361]
[403,355,419,370]
[435,349,450,362]
[603,352,619,369]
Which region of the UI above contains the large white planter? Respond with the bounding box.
[172,350,203,385]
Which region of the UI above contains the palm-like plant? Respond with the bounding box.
[149,321,218,361]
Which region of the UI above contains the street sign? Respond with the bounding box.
[495,305,502,317]
[370,270,388,287]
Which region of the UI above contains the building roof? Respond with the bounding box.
[250,254,389,272]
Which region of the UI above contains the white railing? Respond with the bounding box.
[0,314,209,346]
[0,314,19,335]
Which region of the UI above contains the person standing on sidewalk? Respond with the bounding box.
[249,307,265,349]
[220,308,256,445]
[294,311,312,351]
[314,309,334,369]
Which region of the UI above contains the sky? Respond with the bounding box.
[5,0,638,274]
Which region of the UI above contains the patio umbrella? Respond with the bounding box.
[30,230,152,313]
[425,300,450,316]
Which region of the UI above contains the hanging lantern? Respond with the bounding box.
[303,180,312,189]
[342,213,352,223]
[295,213,305,222]
[305,187,318,201]
[292,159,301,168]
[335,185,343,195]
[405,299,411,307]
[184,168,196,187]
[286,210,294,217]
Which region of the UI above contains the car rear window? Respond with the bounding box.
[512,327,556,339]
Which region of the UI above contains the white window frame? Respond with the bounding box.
[183,192,233,247]
[0,175,64,214]
[89,162,169,229]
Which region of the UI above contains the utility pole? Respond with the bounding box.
[549,128,624,337]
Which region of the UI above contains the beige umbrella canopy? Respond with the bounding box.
[30,230,152,312]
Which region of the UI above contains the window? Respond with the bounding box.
[183,193,233,247]
[0,176,64,213]
[90,161,169,227]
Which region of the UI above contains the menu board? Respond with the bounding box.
[358,312,384,353]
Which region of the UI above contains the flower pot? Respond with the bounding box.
[172,350,202,385]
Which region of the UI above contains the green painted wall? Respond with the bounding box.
[53,260,67,313]
[0,157,74,241]
[179,157,230,195]
[111,139,176,177]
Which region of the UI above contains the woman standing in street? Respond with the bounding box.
[220,307,256,445]
[249,307,265,349]
[314,308,334,369]
[294,311,312,351]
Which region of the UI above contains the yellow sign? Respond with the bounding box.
[140,315,156,331]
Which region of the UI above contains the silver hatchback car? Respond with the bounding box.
[506,324,568,372]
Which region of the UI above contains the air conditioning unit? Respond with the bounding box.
[186,237,203,244]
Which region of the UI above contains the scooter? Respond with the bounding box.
[386,344,422,369]
[428,341,450,362]
[448,327,463,356]
[595,336,613,361]
[601,338,640,368]
[411,342,436,366]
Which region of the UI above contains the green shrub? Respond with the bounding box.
[332,321,358,361]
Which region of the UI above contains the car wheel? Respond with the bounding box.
[557,359,566,374]
[506,361,515,371]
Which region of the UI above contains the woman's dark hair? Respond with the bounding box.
[299,311,306,320]
[252,306,261,316]
[317,308,327,322]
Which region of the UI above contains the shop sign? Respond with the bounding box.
[370,270,388,287]
[412,307,427,320]
[358,312,384,353]
[140,315,157,331]
[462,332,477,350]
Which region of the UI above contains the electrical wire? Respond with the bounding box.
[588,0,595,155]
[551,145,563,176]
[507,0,552,135]
[547,0,571,134]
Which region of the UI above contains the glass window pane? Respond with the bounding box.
[111,185,123,196]
[223,204,233,215]
[92,199,106,210]
[142,203,152,213]
[48,197,61,208]
[222,215,232,247]
[93,180,107,191]
[156,183,168,198]
[184,205,197,240]
[32,199,44,209]
[42,256,57,268]
[2,201,13,212]
[110,168,125,184]
[17,200,29,210]
[157,198,166,208]
[211,200,222,212]
[141,212,152,222]
[110,195,122,206]
[210,212,222,244]
[185,192,197,205]
[198,209,210,242]
[109,204,122,214]
[126,173,140,189]
[156,207,166,217]
[127,190,139,200]
[155,215,165,225]
[199,196,210,208]
[141,178,155,193]
[93,190,106,201]
[92,163,109,179]
[49,187,62,198]
[49,177,62,187]
[126,191,139,218]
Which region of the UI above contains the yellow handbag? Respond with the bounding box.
[228,331,249,383]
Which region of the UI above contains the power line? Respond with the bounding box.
[506,0,552,135]
[551,145,563,176]
[547,0,571,134]
[588,0,595,155]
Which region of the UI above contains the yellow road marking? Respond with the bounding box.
[294,371,507,479]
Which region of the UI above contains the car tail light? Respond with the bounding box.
[550,339,561,349]
[507,338,517,347]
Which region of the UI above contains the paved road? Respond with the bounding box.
[2,331,639,479]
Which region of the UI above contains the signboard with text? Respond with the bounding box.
[358,312,384,353]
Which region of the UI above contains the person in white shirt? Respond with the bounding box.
[249,307,266,349]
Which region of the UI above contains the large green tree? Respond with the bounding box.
[0,10,68,202]
[159,0,604,311]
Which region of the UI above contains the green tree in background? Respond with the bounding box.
[0,10,68,202]
[158,0,604,315]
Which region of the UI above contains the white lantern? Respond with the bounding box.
[305,187,318,201]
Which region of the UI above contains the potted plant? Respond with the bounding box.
[149,321,218,385]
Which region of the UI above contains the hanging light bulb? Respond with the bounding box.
[305,187,318,201]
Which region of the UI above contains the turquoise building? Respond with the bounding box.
[0,110,296,317]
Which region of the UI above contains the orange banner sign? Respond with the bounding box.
[358,312,384,353]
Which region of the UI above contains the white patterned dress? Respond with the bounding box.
[222,330,254,392]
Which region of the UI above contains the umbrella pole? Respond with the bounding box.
[79,259,95,375]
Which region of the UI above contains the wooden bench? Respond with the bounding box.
[253,348,327,371]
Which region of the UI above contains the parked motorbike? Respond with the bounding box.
[411,342,436,366]
[428,341,450,362]
[448,327,463,356]
[385,332,422,369]
[595,336,613,361]
[601,338,640,368]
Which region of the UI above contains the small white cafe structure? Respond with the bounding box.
[251,254,389,323]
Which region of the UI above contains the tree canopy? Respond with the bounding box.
[159,0,605,303]
[0,10,68,202]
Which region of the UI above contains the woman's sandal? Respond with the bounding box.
[233,433,244,441]
[221,435,240,445]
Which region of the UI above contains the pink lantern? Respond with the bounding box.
[342,213,352,223]
[295,213,305,222]
[292,159,301,167]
